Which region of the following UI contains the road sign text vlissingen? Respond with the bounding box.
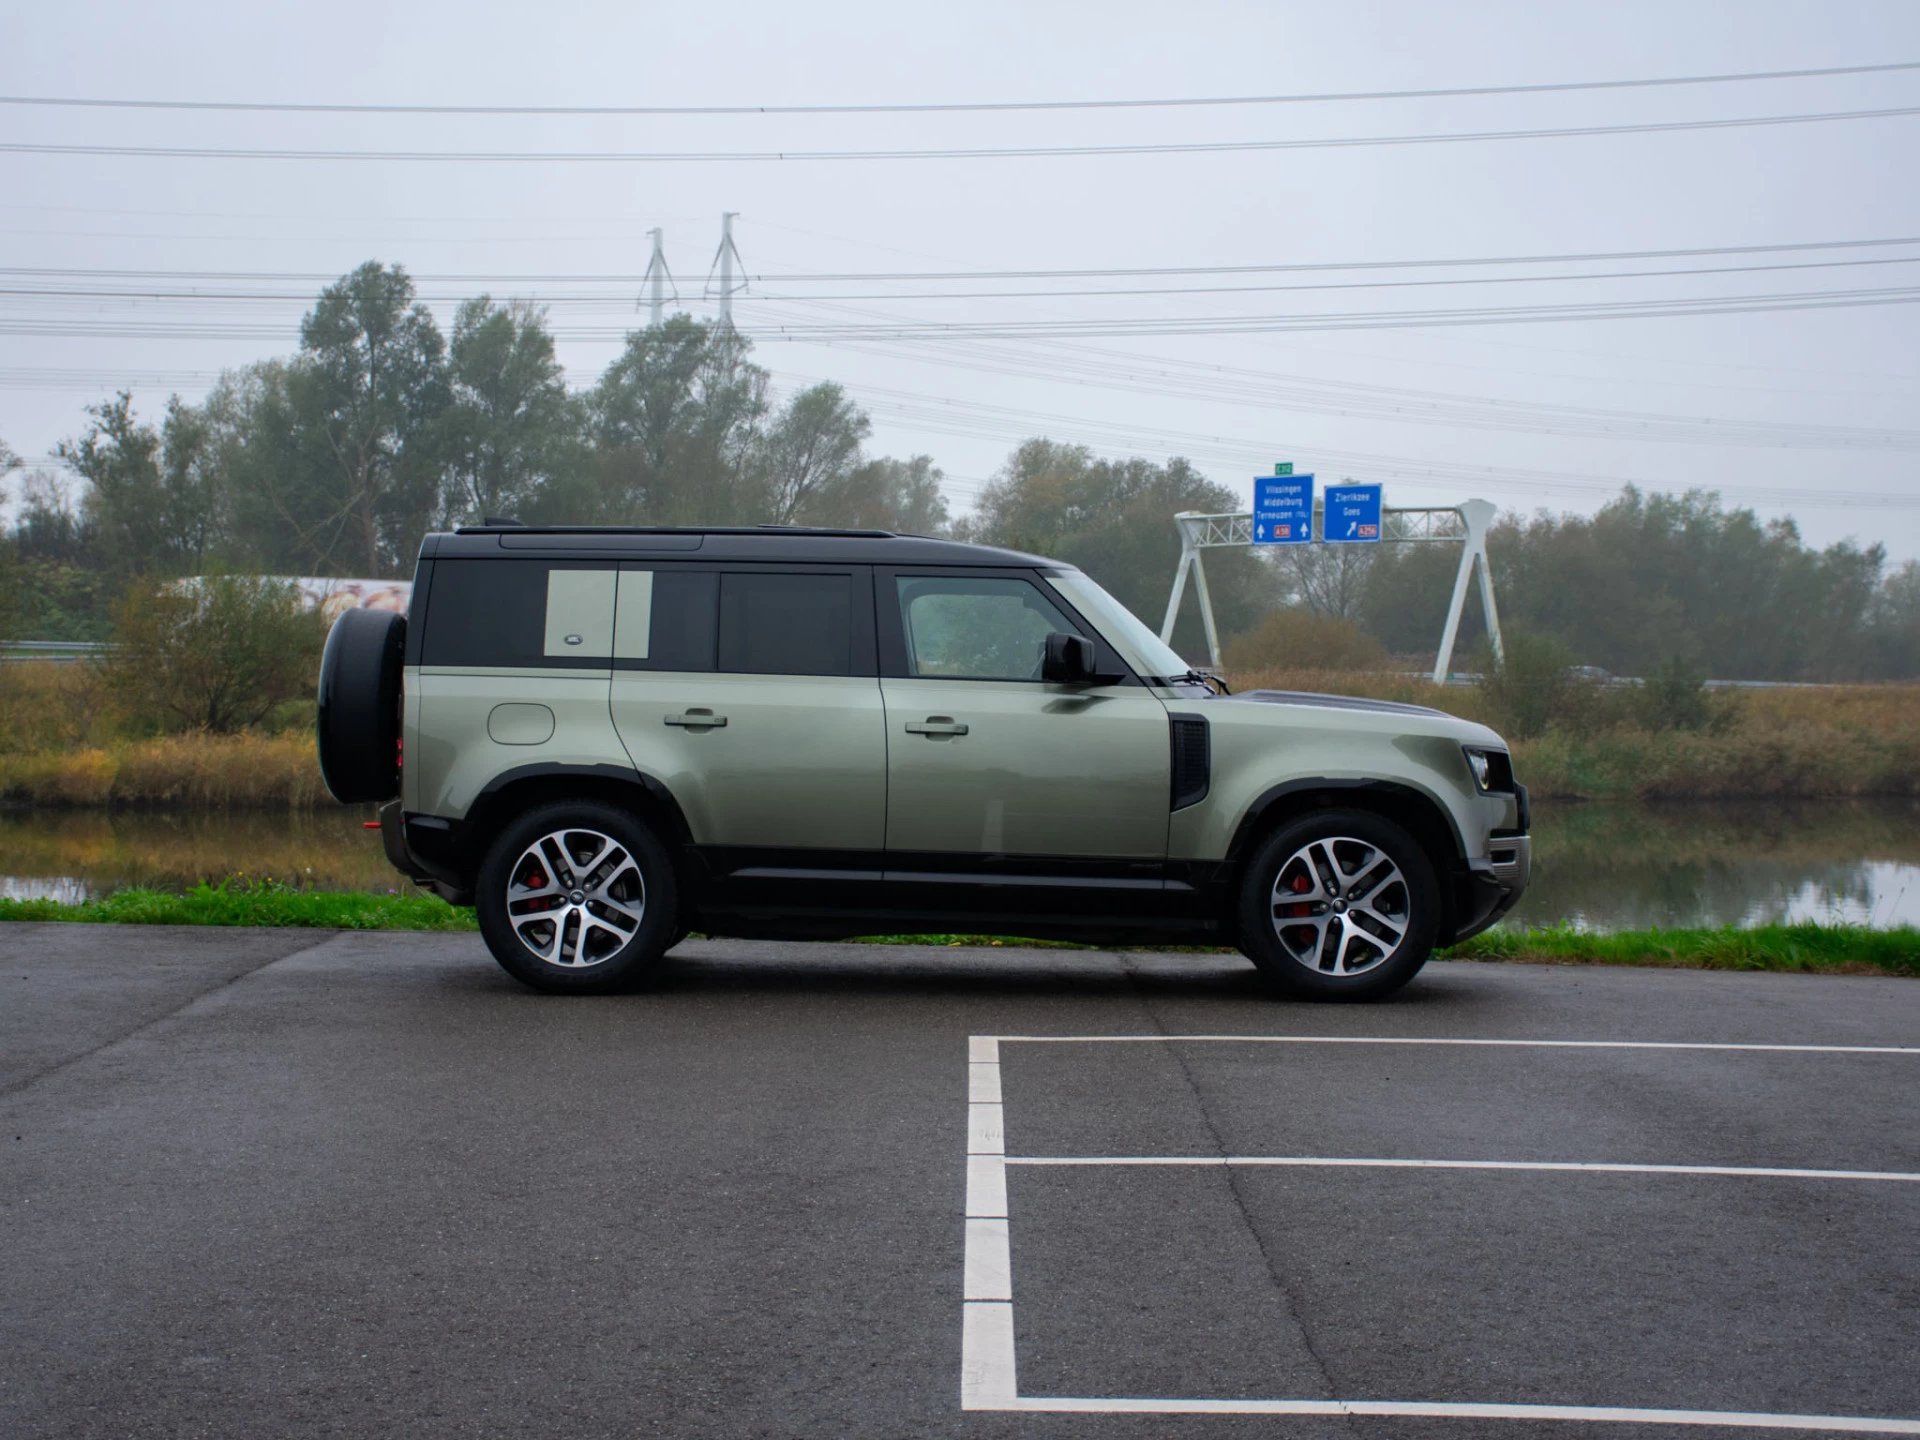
[1253,474,1314,545]
[1324,483,1383,544]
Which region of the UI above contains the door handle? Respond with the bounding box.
[664,710,728,728]
[905,716,968,736]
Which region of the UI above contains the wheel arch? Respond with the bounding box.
[1224,778,1466,940]
[449,763,696,887]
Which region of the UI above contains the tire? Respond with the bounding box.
[475,801,678,995]
[315,608,406,804]
[1236,808,1440,1001]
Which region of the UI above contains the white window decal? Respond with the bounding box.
[613,570,655,660]
[542,569,616,658]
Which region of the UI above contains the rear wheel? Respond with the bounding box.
[475,801,678,994]
[1236,808,1440,1000]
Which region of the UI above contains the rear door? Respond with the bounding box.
[877,568,1170,863]
[409,557,625,819]
[609,563,887,858]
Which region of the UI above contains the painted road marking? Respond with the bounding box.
[962,1032,1920,1430]
[970,1397,1920,1430]
[966,1155,1008,1218]
[986,1034,1920,1055]
[1005,1156,1920,1183]
[968,1062,1001,1103]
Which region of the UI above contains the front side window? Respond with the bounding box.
[718,572,853,676]
[896,576,1078,681]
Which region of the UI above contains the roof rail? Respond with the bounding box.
[452,523,898,538]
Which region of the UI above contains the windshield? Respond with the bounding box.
[1045,570,1193,682]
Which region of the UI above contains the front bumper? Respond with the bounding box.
[1445,777,1531,945]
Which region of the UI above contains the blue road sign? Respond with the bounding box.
[1253,473,1313,545]
[1324,483,1383,544]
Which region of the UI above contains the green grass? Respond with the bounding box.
[0,881,477,931]
[0,884,1913,977]
[1445,922,1920,977]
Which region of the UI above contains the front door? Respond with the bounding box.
[877,570,1170,863]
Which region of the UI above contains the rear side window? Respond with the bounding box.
[613,568,719,672]
[421,560,614,668]
[718,573,852,676]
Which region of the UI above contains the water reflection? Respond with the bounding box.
[0,808,396,899]
[1511,800,1920,932]
[0,798,1915,934]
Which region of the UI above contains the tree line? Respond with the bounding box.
[1276,488,1920,682]
[1,258,1915,679]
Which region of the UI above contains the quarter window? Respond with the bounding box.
[422,560,614,668]
[895,576,1079,681]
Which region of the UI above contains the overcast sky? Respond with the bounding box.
[2,0,1917,561]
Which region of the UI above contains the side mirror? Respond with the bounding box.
[1041,631,1097,685]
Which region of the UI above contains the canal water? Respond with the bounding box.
[1,799,1916,934]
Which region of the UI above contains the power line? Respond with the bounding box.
[5,106,1917,163]
[3,61,1914,116]
[6,235,1916,285]
[7,284,1920,340]
[10,253,1920,305]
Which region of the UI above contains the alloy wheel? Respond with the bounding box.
[1268,835,1411,977]
[504,827,647,968]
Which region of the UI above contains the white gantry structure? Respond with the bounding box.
[1159,498,1505,684]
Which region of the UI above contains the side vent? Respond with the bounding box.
[1169,715,1211,811]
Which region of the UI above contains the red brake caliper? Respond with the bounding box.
[1280,870,1314,919]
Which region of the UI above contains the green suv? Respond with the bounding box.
[317,524,1529,997]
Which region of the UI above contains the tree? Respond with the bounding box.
[268,263,450,575]
[0,438,19,640]
[965,440,1274,658]
[54,394,167,575]
[1870,560,1920,678]
[1278,532,1374,619]
[764,382,870,524]
[590,315,768,524]
[440,297,585,524]
[101,574,326,733]
[834,454,951,534]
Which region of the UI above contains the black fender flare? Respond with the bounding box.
[1225,777,1466,871]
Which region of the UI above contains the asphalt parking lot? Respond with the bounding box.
[3,925,1917,1439]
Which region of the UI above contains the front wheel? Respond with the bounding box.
[475,801,678,994]
[1236,809,1440,1001]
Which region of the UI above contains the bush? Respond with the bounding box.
[1223,609,1387,675]
[0,660,111,752]
[1633,654,1716,732]
[102,574,327,734]
[1474,630,1574,739]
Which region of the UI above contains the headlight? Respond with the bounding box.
[1463,746,1515,793]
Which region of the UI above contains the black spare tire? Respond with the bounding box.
[316,608,406,803]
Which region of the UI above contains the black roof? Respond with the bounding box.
[424,524,1061,569]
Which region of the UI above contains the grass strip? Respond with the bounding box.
[1446,922,1920,977]
[0,886,1913,977]
[0,882,476,931]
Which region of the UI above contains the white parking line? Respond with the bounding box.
[1006,1156,1920,1183]
[976,1396,1920,1431]
[989,1034,1920,1055]
[962,1032,1920,1429]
